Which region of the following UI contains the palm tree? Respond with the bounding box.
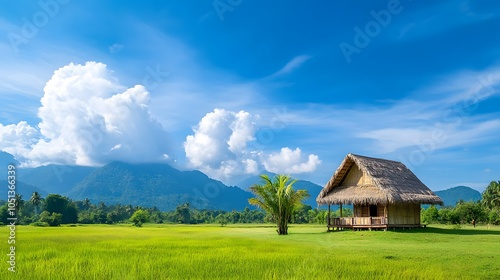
[482,180,500,210]
[83,198,91,210]
[98,202,107,210]
[248,174,309,235]
[30,192,42,215]
[14,194,24,211]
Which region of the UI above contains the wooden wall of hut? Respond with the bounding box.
[339,164,372,186]
[387,203,420,225]
[353,204,385,217]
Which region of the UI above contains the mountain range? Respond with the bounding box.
[434,186,482,206]
[0,151,484,210]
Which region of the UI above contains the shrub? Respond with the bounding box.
[38,211,63,226]
[31,221,49,227]
[130,209,150,227]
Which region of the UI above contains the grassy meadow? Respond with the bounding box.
[1,224,499,279]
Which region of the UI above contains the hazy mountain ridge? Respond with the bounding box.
[434,186,482,206]
[0,151,484,210]
[17,165,97,194]
[0,179,48,198]
[66,161,253,211]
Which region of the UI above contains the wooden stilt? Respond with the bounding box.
[327,204,331,232]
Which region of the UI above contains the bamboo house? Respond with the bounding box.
[316,153,443,230]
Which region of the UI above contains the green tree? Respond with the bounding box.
[130,209,150,227]
[482,181,500,211]
[438,207,460,224]
[30,192,42,215]
[83,198,91,210]
[38,211,63,226]
[14,194,24,211]
[62,202,78,224]
[216,213,228,227]
[44,194,68,214]
[0,204,9,225]
[248,174,309,235]
[91,210,107,224]
[44,194,78,224]
[422,205,439,224]
[482,181,500,225]
[454,201,486,224]
[175,203,191,224]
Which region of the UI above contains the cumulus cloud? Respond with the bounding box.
[0,121,39,161]
[184,109,258,179]
[263,147,321,174]
[1,61,171,166]
[184,109,320,182]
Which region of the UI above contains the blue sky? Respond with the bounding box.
[0,0,499,191]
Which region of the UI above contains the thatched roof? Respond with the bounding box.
[316,153,443,206]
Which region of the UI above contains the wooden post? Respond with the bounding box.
[328,204,331,225]
[340,203,343,218]
[384,205,387,223]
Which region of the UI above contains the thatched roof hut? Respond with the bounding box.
[317,153,443,206]
[317,153,443,229]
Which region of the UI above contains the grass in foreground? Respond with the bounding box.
[1,224,499,279]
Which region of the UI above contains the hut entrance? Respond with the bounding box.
[369,205,378,217]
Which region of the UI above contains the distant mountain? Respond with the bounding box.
[67,161,253,211]
[0,152,47,197]
[434,186,482,206]
[0,151,19,167]
[0,151,320,211]
[0,179,48,198]
[17,165,97,194]
[237,172,324,207]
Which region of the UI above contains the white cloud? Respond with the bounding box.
[0,121,39,161]
[184,110,320,182]
[263,147,321,174]
[184,108,257,179]
[272,66,500,159]
[268,55,312,78]
[109,43,124,53]
[357,119,500,154]
[1,62,171,167]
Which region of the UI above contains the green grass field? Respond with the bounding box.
[1,224,499,279]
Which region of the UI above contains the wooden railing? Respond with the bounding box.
[329,217,387,226]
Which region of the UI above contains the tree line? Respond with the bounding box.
[421,181,500,225]
[0,192,342,227]
[1,180,498,227]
